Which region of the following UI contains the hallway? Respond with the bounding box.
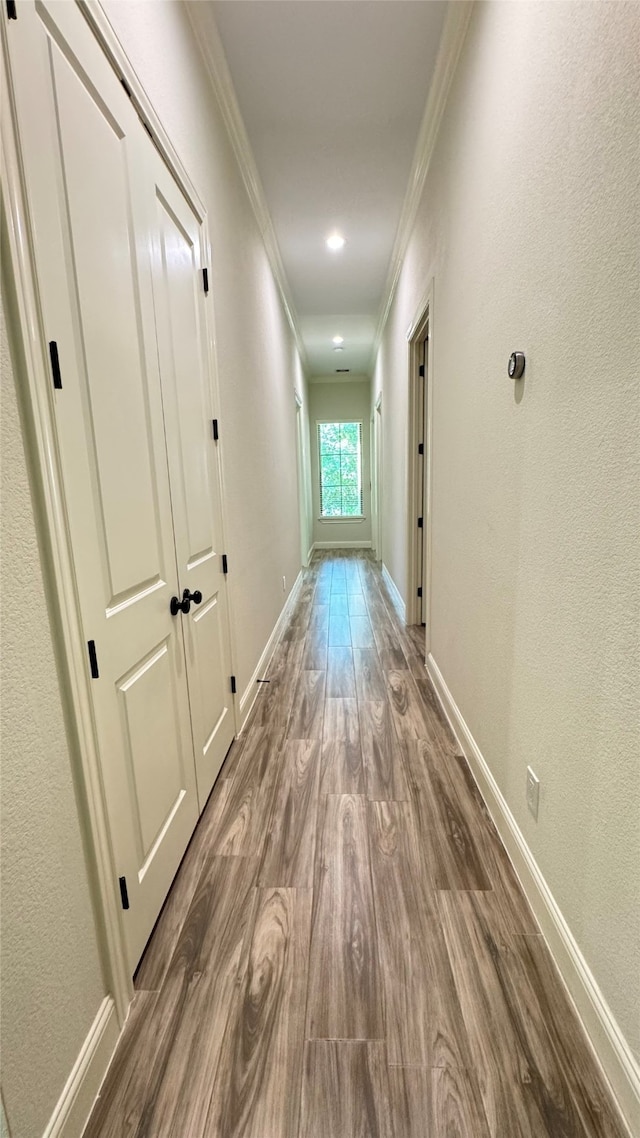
[83,553,626,1138]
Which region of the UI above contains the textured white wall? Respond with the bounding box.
[102,0,305,698]
[0,287,106,1137]
[309,381,372,546]
[374,0,640,1060]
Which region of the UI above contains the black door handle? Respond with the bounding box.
[180,588,202,615]
[170,589,202,616]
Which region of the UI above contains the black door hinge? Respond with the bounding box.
[230,675,237,695]
[202,267,209,294]
[49,341,63,390]
[87,640,99,679]
[6,1,17,19]
[212,418,219,441]
[121,77,132,98]
[417,517,423,529]
[417,586,423,598]
[418,364,425,378]
[119,876,130,910]
[222,554,228,575]
[418,442,424,455]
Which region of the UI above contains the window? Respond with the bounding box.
[317,421,363,518]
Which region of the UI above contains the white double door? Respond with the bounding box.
[7,1,235,971]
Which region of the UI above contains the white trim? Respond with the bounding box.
[317,516,366,524]
[314,541,372,550]
[238,570,304,731]
[382,563,406,623]
[42,998,119,1138]
[426,652,640,1138]
[370,2,473,368]
[307,544,316,562]
[183,2,308,373]
[1,19,132,1021]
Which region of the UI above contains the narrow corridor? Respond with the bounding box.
[84,552,626,1138]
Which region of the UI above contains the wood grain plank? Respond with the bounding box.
[505,933,629,1138]
[133,854,260,1138]
[135,778,232,990]
[330,579,347,595]
[309,604,329,633]
[385,670,428,741]
[212,728,284,857]
[326,647,356,697]
[300,1041,394,1138]
[369,801,471,1067]
[438,890,568,1138]
[205,888,312,1138]
[347,592,368,615]
[371,619,408,669]
[328,611,351,646]
[301,628,328,671]
[388,1065,491,1138]
[349,613,375,648]
[248,638,305,733]
[329,592,349,614]
[258,741,321,888]
[306,794,383,1039]
[322,697,360,744]
[320,741,364,795]
[353,647,386,701]
[450,755,539,931]
[359,701,409,801]
[83,992,159,1138]
[404,738,493,891]
[287,670,326,740]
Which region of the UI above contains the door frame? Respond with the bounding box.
[294,391,310,568]
[406,282,434,650]
[372,394,383,561]
[1,2,235,1021]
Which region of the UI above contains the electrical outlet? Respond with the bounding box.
[526,766,540,820]
[282,575,287,593]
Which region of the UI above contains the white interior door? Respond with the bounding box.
[6,1,201,972]
[146,153,235,806]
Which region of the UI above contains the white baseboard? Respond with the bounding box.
[307,544,316,563]
[313,540,372,549]
[426,652,639,1138]
[381,563,406,622]
[42,998,119,1138]
[238,570,304,731]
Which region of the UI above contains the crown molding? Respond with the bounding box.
[185,2,308,374]
[369,0,474,369]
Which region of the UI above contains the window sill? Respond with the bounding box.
[318,516,366,523]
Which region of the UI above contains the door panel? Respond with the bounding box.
[148,161,235,805]
[6,1,200,972]
[50,45,165,604]
[117,640,187,868]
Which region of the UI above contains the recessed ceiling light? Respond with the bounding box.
[332,336,344,345]
[326,233,346,251]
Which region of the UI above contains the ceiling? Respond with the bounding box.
[210,0,448,377]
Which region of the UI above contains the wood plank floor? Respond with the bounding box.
[85,551,630,1138]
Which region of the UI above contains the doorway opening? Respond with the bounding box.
[406,293,433,649]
